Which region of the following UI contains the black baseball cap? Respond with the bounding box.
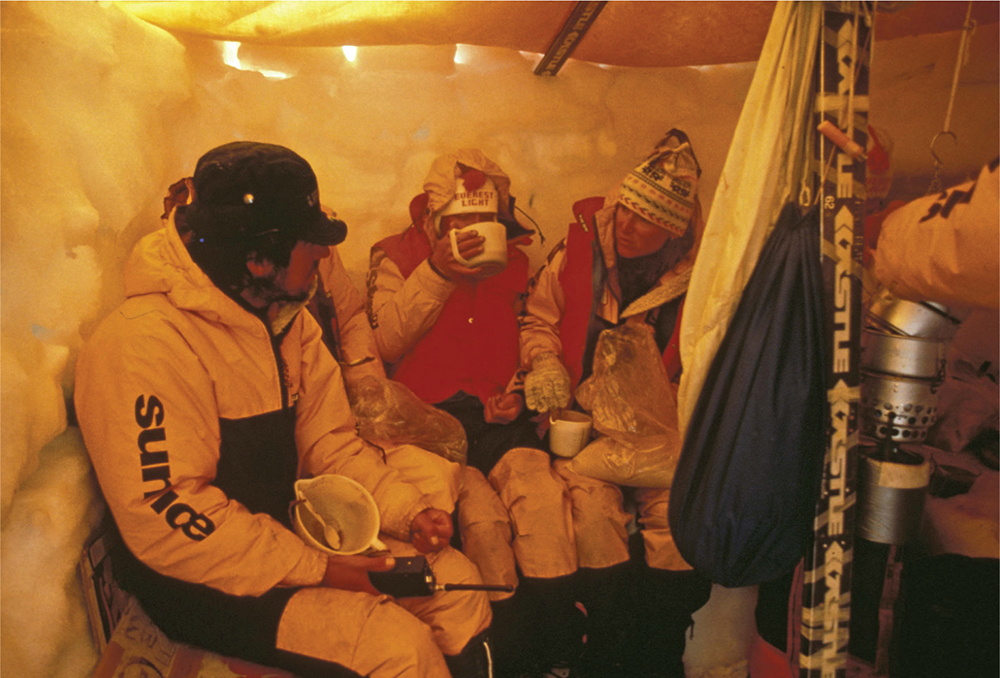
[184,141,347,246]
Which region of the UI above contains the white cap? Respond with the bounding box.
[421,151,510,236]
[438,176,498,216]
[434,176,499,235]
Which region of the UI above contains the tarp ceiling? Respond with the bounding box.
[118,1,1000,68]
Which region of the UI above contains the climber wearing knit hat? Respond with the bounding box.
[523,129,701,412]
[515,129,711,676]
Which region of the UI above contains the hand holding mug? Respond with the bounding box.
[429,229,485,279]
[448,222,509,278]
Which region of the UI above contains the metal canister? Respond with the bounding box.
[857,445,931,544]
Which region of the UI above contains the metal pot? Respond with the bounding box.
[861,370,941,442]
[866,289,962,339]
[861,329,948,380]
[924,300,972,324]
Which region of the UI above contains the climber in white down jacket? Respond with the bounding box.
[75,142,493,678]
[868,156,999,310]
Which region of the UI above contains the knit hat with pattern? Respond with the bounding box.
[617,129,701,236]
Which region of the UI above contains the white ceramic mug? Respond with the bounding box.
[448,221,508,277]
[292,475,388,555]
[549,411,593,458]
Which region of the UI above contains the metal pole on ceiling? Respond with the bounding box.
[533,1,607,76]
[799,2,870,676]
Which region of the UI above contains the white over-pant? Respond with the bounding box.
[276,540,492,678]
[277,444,492,678]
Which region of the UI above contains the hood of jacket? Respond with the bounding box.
[418,149,517,244]
[124,215,264,333]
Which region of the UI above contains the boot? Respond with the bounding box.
[575,561,637,676]
[490,595,534,678]
[446,630,494,678]
[627,566,712,678]
[516,574,586,674]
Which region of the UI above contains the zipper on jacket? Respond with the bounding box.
[226,288,294,411]
[269,329,291,410]
[249,311,291,411]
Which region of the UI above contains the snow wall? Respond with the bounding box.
[1,3,996,677]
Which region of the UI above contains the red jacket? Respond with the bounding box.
[372,224,529,405]
[523,196,687,388]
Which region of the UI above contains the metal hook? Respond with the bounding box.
[930,130,958,167]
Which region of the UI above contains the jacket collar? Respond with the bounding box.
[124,214,268,333]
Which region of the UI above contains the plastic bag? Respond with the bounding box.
[569,324,682,487]
[346,376,468,465]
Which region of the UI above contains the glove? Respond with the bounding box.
[524,352,572,413]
